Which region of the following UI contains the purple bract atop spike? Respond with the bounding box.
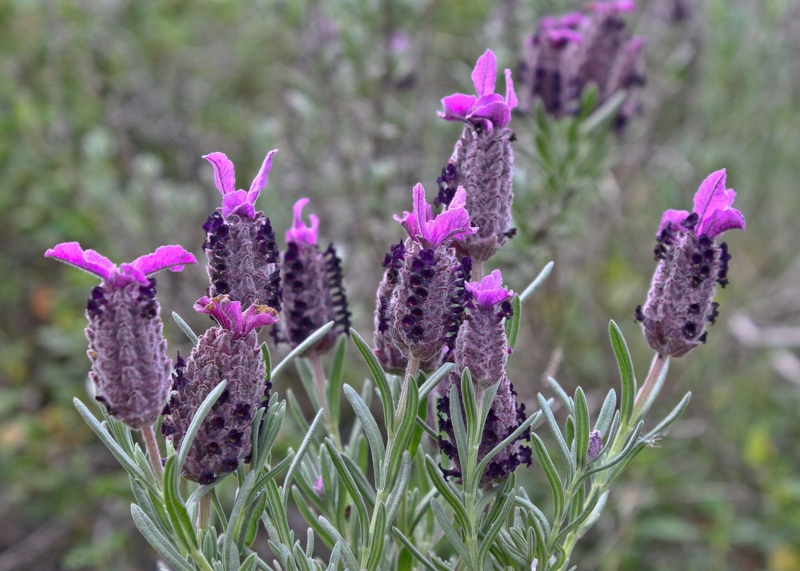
[45,242,197,287]
[394,184,476,248]
[285,198,320,246]
[465,270,514,307]
[194,295,279,339]
[438,49,518,130]
[658,169,746,239]
[203,149,279,219]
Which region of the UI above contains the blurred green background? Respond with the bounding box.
[1,0,799,569]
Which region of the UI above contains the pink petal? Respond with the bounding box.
[222,190,257,218]
[425,207,476,247]
[658,209,690,235]
[698,207,746,238]
[130,245,197,277]
[692,169,731,221]
[471,100,511,129]
[194,295,237,332]
[247,149,279,204]
[203,152,236,196]
[241,303,280,336]
[471,49,497,97]
[449,186,467,211]
[286,197,319,246]
[44,242,117,281]
[465,270,514,307]
[439,94,478,121]
[504,69,518,110]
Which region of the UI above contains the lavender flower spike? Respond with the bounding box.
[636,169,745,357]
[161,295,278,484]
[279,198,351,355]
[438,270,531,483]
[439,49,518,130]
[203,150,283,310]
[385,183,473,362]
[45,242,197,428]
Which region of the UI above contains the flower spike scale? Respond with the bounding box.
[636,169,745,357]
[45,242,197,428]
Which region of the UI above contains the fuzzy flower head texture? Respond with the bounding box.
[637,169,745,358]
[438,49,518,130]
[44,242,197,428]
[202,149,283,310]
[161,295,278,484]
[279,198,351,354]
[204,149,278,219]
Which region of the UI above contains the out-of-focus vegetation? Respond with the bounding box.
[1,0,798,569]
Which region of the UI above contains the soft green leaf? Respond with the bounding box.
[318,517,359,571]
[643,392,692,441]
[177,380,228,477]
[327,335,347,427]
[172,311,199,345]
[520,261,554,304]
[431,497,472,565]
[240,553,260,571]
[324,438,370,546]
[423,456,470,531]
[574,388,591,470]
[594,389,617,436]
[478,488,515,567]
[531,434,564,521]
[271,321,334,381]
[131,504,195,571]
[391,527,438,571]
[351,328,395,434]
[344,384,386,490]
[418,362,453,400]
[475,411,542,480]
[609,321,636,426]
[163,456,200,552]
[504,294,522,350]
[365,503,386,571]
[283,410,324,508]
[537,394,575,483]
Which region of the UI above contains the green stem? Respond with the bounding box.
[462,385,486,569]
[631,352,670,422]
[141,424,163,484]
[471,261,484,282]
[198,491,211,530]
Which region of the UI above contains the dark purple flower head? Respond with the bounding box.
[658,169,746,239]
[45,242,196,288]
[202,150,283,309]
[465,270,514,308]
[637,170,745,358]
[587,430,603,462]
[277,198,350,354]
[285,198,320,246]
[45,242,196,429]
[394,183,477,248]
[438,50,518,130]
[162,295,276,483]
[204,150,278,219]
[194,295,279,339]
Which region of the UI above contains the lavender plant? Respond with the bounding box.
[47,43,747,571]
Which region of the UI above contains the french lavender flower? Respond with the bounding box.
[373,241,410,374]
[161,295,278,484]
[279,198,351,355]
[437,49,517,264]
[517,1,646,130]
[44,242,197,428]
[437,271,532,484]
[380,183,475,363]
[636,169,745,358]
[202,150,283,310]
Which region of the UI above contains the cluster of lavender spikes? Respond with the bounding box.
[46,149,351,483]
[517,0,646,130]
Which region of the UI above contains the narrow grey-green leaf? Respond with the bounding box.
[423,456,469,531]
[351,328,395,434]
[520,261,554,303]
[504,294,522,350]
[283,410,324,508]
[172,311,199,345]
[163,456,199,552]
[177,380,228,477]
[318,517,359,571]
[531,434,564,520]
[131,504,194,571]
[609,321,636,426]
[365,503,387,571]
[418,362,453,400]
[644,392,691,441]
[324,438,370,546]
[431,498,472,565]
[574,388,591,470]
[537,394,575,483]
[391,527,438,571]
[271,321,334,381]
[594,389,617,436]
[327,334,347,427]
[475,411,541,479]
[344,384,386,490]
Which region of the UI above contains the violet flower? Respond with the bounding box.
[438,49,518,131]
[44,242,197,428]
[636,169,745,357]
[381,184,474,362]
[438,270,532,483]
[278,198,351,355]
[436,50,518,263]
[202,150,282,310]
[161,295,279,484]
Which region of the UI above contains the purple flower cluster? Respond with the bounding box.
[518,0,646,129]
[636,170,745,357]
[45,243,197,428]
